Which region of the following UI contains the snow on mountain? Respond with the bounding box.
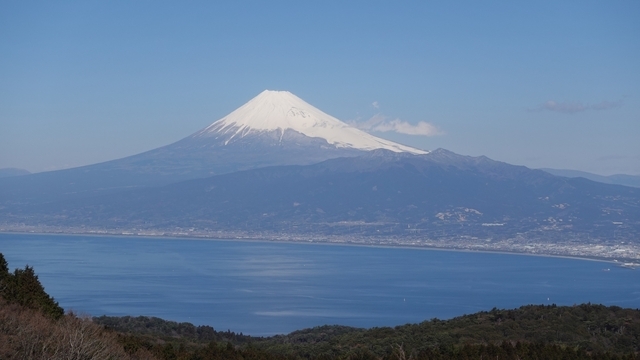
[194,90,427,154]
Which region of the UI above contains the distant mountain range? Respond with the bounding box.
[0,168,30,178]
[541,168,640,188]
[1,90,639,259]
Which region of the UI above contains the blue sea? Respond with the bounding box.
[1,233,639,336]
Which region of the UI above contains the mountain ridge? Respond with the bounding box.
[4,149,638,260]
[542,168,640,188]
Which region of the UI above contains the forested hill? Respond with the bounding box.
[95,303,640,359]
[255,303,640,358]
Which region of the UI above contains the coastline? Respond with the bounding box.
[0,228,634,266]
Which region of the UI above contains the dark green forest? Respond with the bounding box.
[1,252,639,359]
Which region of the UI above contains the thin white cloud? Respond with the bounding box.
[591,100,623,111]
[542,101,587,114]
[350,114,443,136]
[372,101,379,109]
[530,99,623,114]
[372,119,442,136]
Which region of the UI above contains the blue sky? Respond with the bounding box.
[1,1,639,175]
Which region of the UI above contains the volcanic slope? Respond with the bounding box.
[0,91,425,204]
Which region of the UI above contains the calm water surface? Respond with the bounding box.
[1,233,639,335]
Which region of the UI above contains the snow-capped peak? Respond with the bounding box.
[195,90,427,154]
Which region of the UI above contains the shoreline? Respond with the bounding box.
[0,229,632,266]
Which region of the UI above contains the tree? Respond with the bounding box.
[0,252,64,319]
[0,253,9,294]
[0,253,8,275]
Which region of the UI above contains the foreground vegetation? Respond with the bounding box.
[1,253,639,359]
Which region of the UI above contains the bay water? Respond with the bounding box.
[1,233,639,336]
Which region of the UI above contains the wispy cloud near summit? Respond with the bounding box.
[350,114,443,136]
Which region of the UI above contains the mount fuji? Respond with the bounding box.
[0,90,426,203]
[2,90,640,258]
[139,90,425,180]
